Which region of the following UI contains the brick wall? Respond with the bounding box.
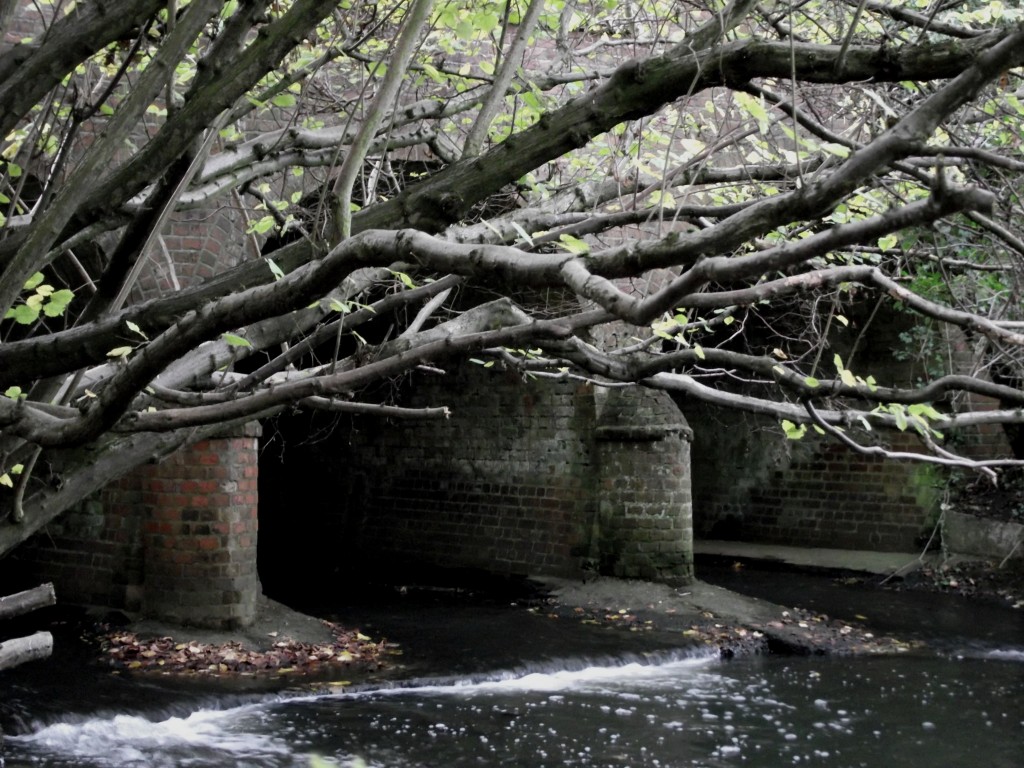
[12,425,261,628]
[130,203,255,303]
[684,402,943,552]
[4,493,144,610]
[332,366,597,579]
[259,367,696,586]
[682,299,1014,554]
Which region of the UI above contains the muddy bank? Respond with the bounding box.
[85,572,918,681]
[80,553,1024,680]
[83,594,392,680]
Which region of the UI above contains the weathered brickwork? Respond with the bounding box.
[130,204,255,303]
[682,304,1014,553]
[5,492,144,610]
[333,366,597,578]
[136,426,261,628]
[12,426,261,628]
[685,402,943,552]
[944,328,1015,460]
[259,368,696,585]
[594,387,694,583]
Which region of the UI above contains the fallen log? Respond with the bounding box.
[0,631,54,672]
[0,582,56,621]
[0,583,57,672]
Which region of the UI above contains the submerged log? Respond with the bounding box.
[0,631,54,672]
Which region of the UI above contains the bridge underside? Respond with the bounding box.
[7,369,694,628]
[259,366,695,596]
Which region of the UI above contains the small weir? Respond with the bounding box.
[5,651,1023,767]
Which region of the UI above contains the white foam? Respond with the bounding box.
[11,650,720,765]
[12,706,289,765]
[985,648,1024,662]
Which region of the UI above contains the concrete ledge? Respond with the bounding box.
[945,511,1024,562]
[694,540,939,575]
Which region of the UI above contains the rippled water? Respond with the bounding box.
[4,571,1024,768]
[5,650,1023,767]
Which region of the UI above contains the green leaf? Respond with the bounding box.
[4,386,23,399]
[0,473,11,488]
[389,270,416,289]
[126,320,147,339]
[248,215,276,235]
[271,93,296,108]
[908,403,943,421]
[558,234,590,255]
[650,189,676,208]
[222,332,251,348]
[266,258,285,280]
[421,63,446,85]
[734,91,770,134]
[820,142,850,158]
[6,304,38,324]
[893,408,907,431]
[781,420,807,440]
[694,344,705,360]
[107,346,133,358]
[511,221,534,246]
[42,289,74,317]
[474,11,499,33]
[804,376,820,388]
[24,272,45,290]
[878,233,898,251]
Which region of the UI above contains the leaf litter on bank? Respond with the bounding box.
[96,621,394,677]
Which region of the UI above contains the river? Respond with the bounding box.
[2,568,1022,767]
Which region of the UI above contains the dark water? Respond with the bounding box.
[695,556,1024,651]
[2,577,1023,768]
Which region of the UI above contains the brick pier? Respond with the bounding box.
[136,423,261,628]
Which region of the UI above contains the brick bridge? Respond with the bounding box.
[11,369,698,628]
[13,342,1006,629]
